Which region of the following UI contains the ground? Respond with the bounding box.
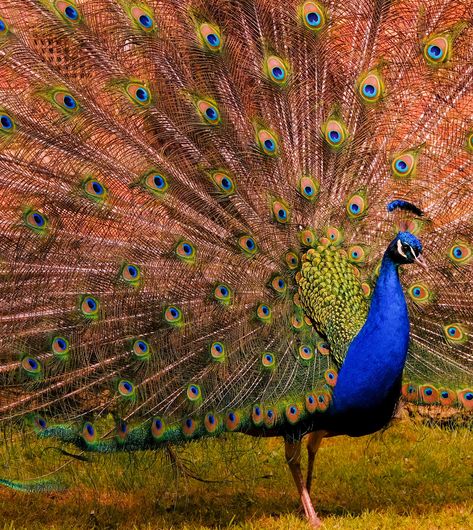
[1,418,472,529]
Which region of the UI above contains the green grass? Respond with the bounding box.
[1,418,472,529]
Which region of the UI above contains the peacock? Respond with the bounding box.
[0,0,472,526]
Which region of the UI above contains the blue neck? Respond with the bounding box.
[332,254,410,414]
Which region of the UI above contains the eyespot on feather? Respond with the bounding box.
[420,385,439,404]
[443,323,467,344]
[323,118,347,148]
[51,336,70,359]
[305,393,318,413]
[299,176,319,201]
[210,341,225,362]
[23,209,48,233]
[197,99,221,125]
[199,23,222,52]
[448,242,472,265]
[271,199,290,224]
[358,71,384,103]
[210,171,235,195]
[79,295,100,318]
[21,356,42,377]
[126,83,151,106]
[265,56,289,85]
[285,404,302,425]
[257,304,272,323]
[182,417,197,437]
[326,226,343,244]
[299,345,314,361]
[118,379,135,398]
[252,405,263,426]
[347,245,366,264]
[116,420,128,442]
[391,151,417,178]
[361,282,371,297]
[401,383,419,402]
[175,240,196,263]
[301,1,326,31]
[55,1,81,23]
[225,411,241,431]
[324,369,338,386]
[52,91,79,113]
[285,251,299,269]
[214,283,232,305]
[256,128,278,156]
[458,389,473,410]
[82,422,96,443]
[186,384,202,402]
[346,193,367,219]
[204,413,220,433]
[407,282,432,304]
[316,392,331,412]
[438,388,456,407]
[151,417,165,440]
[300,228,316,247]
[238,235,258,256]
[164,305,183,326]
[261,352,276,369]
[143,171,169,195]
[264,407,278,428]
[132,339,151,360]
[83,178,107,201]
[0,17,9,35]
[121,263,141,285]
[424,36,450,65]
[130,6,155,32]
[0,112,14,134]
[270,275,287,295]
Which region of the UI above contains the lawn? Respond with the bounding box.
[1,417,472,529]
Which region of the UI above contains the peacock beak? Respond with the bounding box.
[414,254,428,270]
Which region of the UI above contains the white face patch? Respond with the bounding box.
[397,239,407,258]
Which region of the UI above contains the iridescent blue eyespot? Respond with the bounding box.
[63,95,76,109]
[329,130,340,143]
[395,160,408,173]
[154,175,165,188]
[207,33,220,46]
[65,5,78,20]
[264,139,275,152]
[206,107,217,120]
[1,115,13,129]
[272,67,285,80]
[427,45,442,60]
[349,203,360,214]
[136,88,149,102]
[453,247,463,258]
[413,287,421,297]
[33,213,44,226]
[221,177,231,190]
[362,84,377,98]
[0,19,6,32]
[136,341,148,352]
[306,12,320,26]
[139,14,152,28]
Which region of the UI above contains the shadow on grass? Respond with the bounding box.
[1,419,472,529]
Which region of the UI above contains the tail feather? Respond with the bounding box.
[0,0,471,456]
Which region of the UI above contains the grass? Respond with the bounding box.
[0,418,472,529]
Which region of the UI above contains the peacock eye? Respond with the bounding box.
[130,6,155,31]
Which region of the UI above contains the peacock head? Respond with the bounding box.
[388,232,426,268]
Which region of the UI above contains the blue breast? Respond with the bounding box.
[330,255,410,435]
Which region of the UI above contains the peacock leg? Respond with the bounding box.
[285,438,322,528]
[306,430,325,492]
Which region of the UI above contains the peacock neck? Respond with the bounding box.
[330,252,410,433]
